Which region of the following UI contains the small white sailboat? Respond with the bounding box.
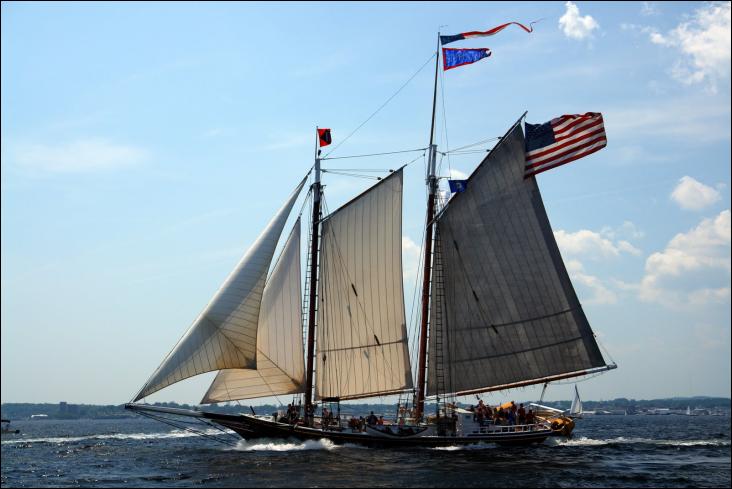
[569,385,583,419]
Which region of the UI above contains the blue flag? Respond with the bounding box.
[448,180,468,193]
[442,48,491,71]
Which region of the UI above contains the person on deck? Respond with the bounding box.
[322,407,330,428]
[518,403,526,424]
[367,411,378,426]
[525,409,535,425]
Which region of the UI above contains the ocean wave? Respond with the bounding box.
[1,428,228,445]
[231,438,347,452]
[431,442,498,451]
[549,436,731,448]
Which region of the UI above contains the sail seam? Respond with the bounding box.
[450,336,585,365]
[452,307,578,331]
[318,339,409,354]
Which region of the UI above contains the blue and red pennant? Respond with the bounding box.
[440,21,538,45]
[442,48,491,71]
[440,20,537,72]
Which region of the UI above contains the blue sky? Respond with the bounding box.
[2,1,730,405]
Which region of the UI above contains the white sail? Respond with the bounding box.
[427,122,608,397]
[570,385,582,415]
[201,220,305,403]
[133,178,306,401]
[315,169,413,400]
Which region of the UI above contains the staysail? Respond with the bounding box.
[315,169,413,400]
[427,121,609,397]
[133,178,306,401]
[201,220,305,403]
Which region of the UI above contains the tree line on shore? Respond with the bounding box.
[1,396,729,420]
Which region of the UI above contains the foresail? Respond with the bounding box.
[133,178,306,402]
[316,169,413,401]
[201,220,305,403]
[426,122,607,397]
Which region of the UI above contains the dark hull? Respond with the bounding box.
[125,404,551,447]
[203,412,551,448]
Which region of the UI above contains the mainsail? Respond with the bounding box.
[201,220,305,403]
[133,178,306,401]
[427,122,609,397]
[315,169,413,400]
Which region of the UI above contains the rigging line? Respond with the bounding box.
[296,186,314,220]
[323,168,394,172]
[322,147,428,161]
[407,227,426,386]
[323,52,437,158]
[407,199,428,386]
[321,170,381,180]
[134,411,239,447]
[595,332,618,367]
[444,150,491,156]
[446,136,501,153]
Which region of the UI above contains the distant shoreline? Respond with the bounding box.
[2,397,729,420]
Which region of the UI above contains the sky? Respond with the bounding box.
[1,1,730,406]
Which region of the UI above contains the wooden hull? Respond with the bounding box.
[203,411,551,448]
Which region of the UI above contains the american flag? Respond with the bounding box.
[524,113,607,178]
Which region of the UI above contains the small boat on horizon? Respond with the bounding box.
[1,419,20,435]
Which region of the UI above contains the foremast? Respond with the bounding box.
[304,132,322,419]
[414,33,441,420]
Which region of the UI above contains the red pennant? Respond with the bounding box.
[318,128,332,147]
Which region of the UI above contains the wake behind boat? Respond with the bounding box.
[126,23,616,449]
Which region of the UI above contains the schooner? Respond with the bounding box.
[126,28,616,447]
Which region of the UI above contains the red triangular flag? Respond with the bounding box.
[318,128,332,147]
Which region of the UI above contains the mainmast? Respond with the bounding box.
[304,131,322,419]
[415,33,440,420]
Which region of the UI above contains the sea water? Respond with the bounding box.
[1,415,730,487]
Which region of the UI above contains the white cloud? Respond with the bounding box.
[12,139,147,175]
[555,229,641,259]
[640,209,731,307]
[565,259,618,304]
[559,1,599,40]
[601,221,645,240]
[450,168,468,180]
[648,2,731,91]
[671,176,722,211]
[641,1,660,17]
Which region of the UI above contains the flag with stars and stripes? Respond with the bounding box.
[524,112,607,178]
